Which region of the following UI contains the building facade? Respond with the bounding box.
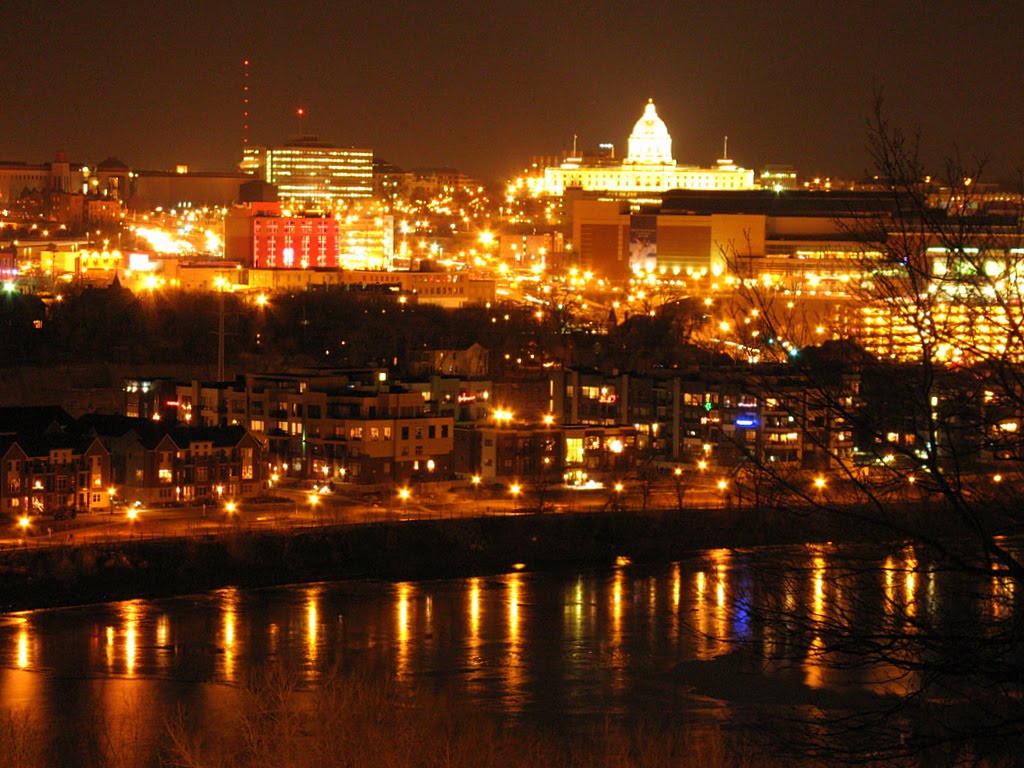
[540,101,754,197]
[242,137,373,205]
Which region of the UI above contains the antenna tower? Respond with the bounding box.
[242,59,251,147]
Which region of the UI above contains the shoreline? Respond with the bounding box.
[0,503,1000,613]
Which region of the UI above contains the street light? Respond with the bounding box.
[225,501,237,515]
[510,483,521,512]
[17,516,30,535]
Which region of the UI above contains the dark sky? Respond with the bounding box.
[3,1,1022,182]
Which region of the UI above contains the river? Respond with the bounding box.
[0,541,1014,766]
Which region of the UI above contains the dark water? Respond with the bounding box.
[0,542,1013,765]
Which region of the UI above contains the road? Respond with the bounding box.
[0,475,900,550]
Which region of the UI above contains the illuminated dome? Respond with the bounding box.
[625,99,674,165]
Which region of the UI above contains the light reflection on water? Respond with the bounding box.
[0,542,1018,766]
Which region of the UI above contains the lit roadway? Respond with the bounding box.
[0,480,745,550]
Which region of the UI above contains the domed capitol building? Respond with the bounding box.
[541,100,754,195]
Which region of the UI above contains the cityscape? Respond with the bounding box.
[1,2,1023,766]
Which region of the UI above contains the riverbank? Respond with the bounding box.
[0,502,1001,612]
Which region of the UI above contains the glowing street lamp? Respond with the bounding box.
[509,482,522,511]
[225,501,237,515]
[492,408,514,426]
[397,487,411,502]
[17,516,30,535]
[813,476,827,490]
[717,478,729,507]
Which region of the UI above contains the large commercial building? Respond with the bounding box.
[540,101,755,197]
[572,189,899,279]
[242,136,373,205]
[224,202,340,269]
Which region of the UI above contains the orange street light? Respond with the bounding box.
[814,476,826,490]
[17,516,30,533]
[225,501,237,515]
[397,487,411,502]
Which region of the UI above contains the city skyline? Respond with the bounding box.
[4,0,1023,182]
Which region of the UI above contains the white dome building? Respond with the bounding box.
[625,99,675,165]
[541,100,753,196]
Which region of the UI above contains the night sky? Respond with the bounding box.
[4,1,1022,183]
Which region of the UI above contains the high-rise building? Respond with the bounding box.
[242,136,373,205]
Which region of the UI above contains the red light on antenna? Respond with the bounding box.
[244,59,250,66]
[297,107,305,116]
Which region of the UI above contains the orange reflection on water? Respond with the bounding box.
[220,588,239,682]
[16,623,29,669]
[469,577,481,638]
[466,578,482,680]
[671,563,681,645]
[156,614,169,646]
[305,586,320,676]
[694,570,710,659]
[105,625,115,671]
[903,545,918,619]
[713,551,730,655]
[505,572,525,705]
[396,582,413,679]
[611,567,623,642]
[119,601,140,676]
[572,578,585,639]
[508,572,521,644]
[883,555,897,620]
[804,634,826,688]
[812,554,827,623]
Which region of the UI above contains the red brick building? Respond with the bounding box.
[224,202,339,269]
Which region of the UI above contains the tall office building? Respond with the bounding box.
[242,136,373,206]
